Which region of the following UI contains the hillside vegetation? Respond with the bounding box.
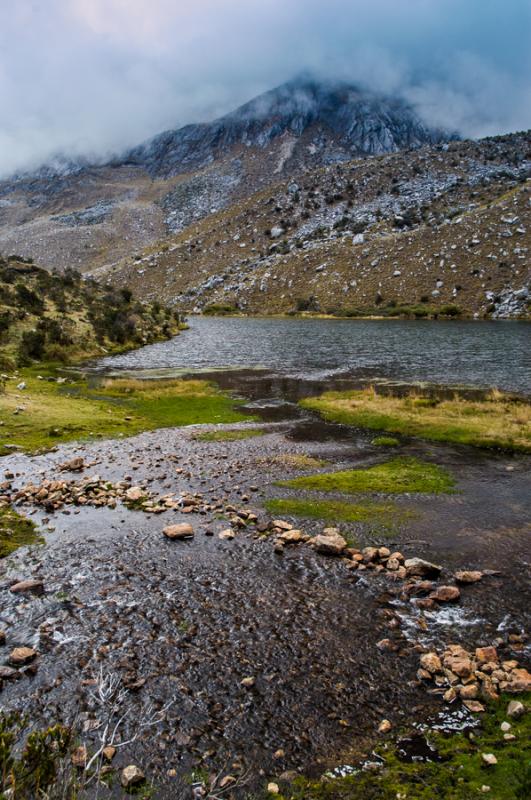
[0,256,182,369]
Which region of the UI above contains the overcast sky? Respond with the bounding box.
[0,0,529,177]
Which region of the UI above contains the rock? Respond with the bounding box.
[463,700,485,712]
[420,653,442,674]
[0,666,18,680]
[9,647,37,665]
[454,570,482,584]
[125,486,145,502]
[311,531,347,556]
[500,721,511,732]
[459,684,478,700]
[475,646,498,664]
[444,687,458,703]
[508,668,531,692]
[59,457,85,472]
[71,745,87,768]
[278,529,306,544]
[386,557,400,571]
[241,676,255,688]
[481,753,497,766]
[446,657,474,679]
[378,719,392,734]
[267,783,280,795]
[430,585,460,603]
[272,519,292,531]
[362,546,379,562]
[404,558,442,578]
[506,700,524,719]
[162,523,194,540]
[103,746,116,761]
[9,579,44,596]
[219,529,235,540]
[121,765,145,788]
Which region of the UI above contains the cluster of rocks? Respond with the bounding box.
[418,644,531,712]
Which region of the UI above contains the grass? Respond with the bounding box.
[259,454,328,470]
[371,436,400,447]
[276,457,455,495]
[265,497,411,525]
[301,387,531,452]
[278,694,531,800]
[195,428,265,442]
[0,369,253,455]
[0,507,43,557]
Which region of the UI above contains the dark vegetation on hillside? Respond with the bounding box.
[0,255,182,369]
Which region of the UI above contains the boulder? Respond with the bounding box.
[121,765,145,788]
[454,570,483,584]
[125,486,145,502]
[430,585,460,603]
[278,529,306,544]
[404,558,442,578]
[311,531,347,556]
[9,647,37,665]
[506,700,524,719]
[59,457,85,472]
[420,653,442,674]
[9,579,44,596]
[475,646,498,664]
[162,523,194,540]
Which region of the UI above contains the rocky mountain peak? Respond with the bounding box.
[120,76,451,178]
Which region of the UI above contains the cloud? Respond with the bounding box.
[0,0,529,177]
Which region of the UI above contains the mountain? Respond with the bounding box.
[0,77,449,274]
[119,77,449,178]
[0,77,529,319]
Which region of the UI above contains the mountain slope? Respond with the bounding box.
[0,78,449,274]
[98,131,531,319]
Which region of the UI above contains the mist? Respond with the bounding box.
[0,0,529,177]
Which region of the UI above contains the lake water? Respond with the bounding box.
[100,317,531,395]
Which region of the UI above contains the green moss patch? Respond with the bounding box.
[276,457,455,495]
[371,436,400,447]
[281,694,531,800]
[0,371,253,455]
[0,507,43,557]
[301,388,531,452]
[265,497,410,525]
[195,428,265,442]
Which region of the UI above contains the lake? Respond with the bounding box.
[100,316,531,395]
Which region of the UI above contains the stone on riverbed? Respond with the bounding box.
[163,523,194,540]
[9,647,37,665]
[277,529,307,544]
[404,557,442,578]
[311,529,347,556]
[59,457,85,472]
[9,579,44,595]
[430,585,460,603]
[454,570,483,584]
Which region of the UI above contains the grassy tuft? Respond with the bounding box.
[276,457,455,495]
[301,387,531,452]
[371,436,400,447]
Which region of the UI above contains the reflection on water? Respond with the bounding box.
[99,316,531,394]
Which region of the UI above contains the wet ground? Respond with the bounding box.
[0,368,530,798]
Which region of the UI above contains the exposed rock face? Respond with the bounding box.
[121,77,449,178]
